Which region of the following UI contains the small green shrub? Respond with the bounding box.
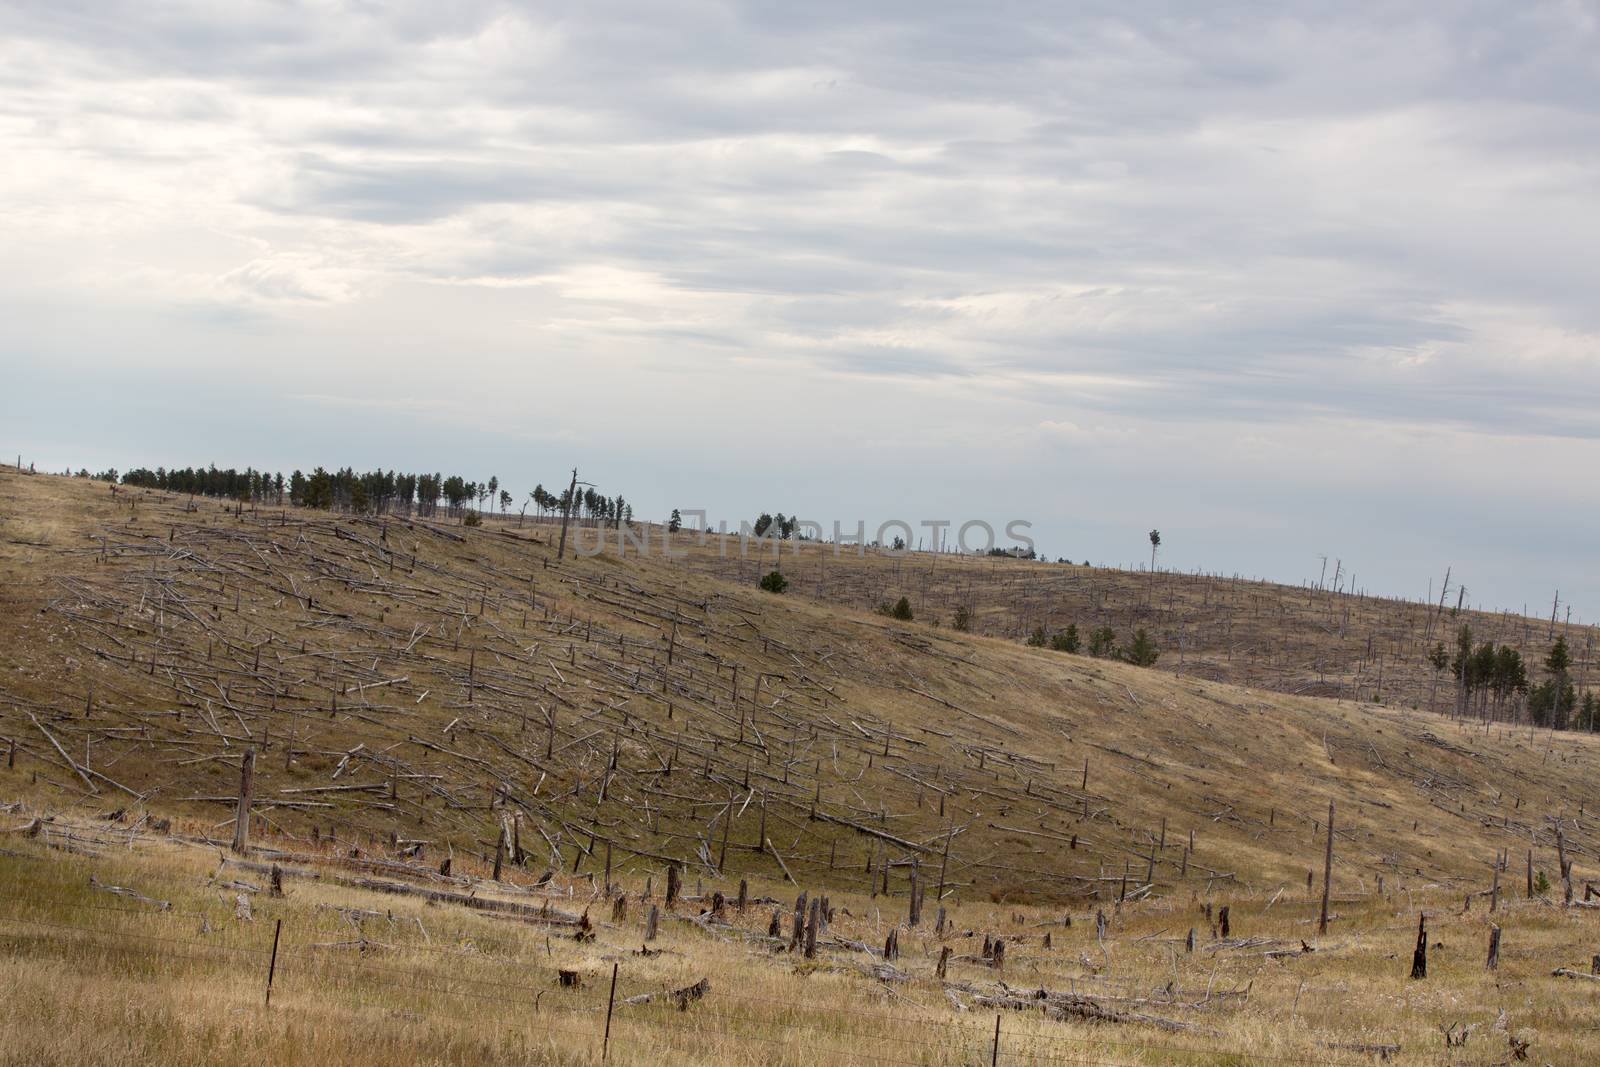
[1051,624,1080,653]
[877,596,913,621]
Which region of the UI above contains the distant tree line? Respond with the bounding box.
[751,512,800,539]
[115,464,630,526]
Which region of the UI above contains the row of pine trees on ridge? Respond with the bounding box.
[93,465,631,526]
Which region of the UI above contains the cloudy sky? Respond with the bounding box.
[3,2,1598,615]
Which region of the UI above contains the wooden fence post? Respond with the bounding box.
[1486,924,1501,970]
[602,962,618,1060]
[264,918,282,1006]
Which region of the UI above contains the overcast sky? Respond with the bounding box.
[3,2,1597,617]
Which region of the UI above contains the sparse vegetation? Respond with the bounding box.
[1121,628,1159,667]
[3,467,1599,1067]
[877,595,914,621]
[1052,623,1080,653]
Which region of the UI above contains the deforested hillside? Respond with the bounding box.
[681,535,1597,718]
[2,466,1598,904]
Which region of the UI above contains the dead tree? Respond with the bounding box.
[230,749,255,854]
[1318,800,1334,935]
[1410,914,1428,979]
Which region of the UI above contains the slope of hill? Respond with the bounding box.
[2,467,1596,902]
[680,534,1595,714]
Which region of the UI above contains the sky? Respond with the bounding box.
[2,2,1598,618]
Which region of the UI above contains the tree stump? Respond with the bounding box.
[665,863,681,906]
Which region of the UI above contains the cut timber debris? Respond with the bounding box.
[971,987,1210,1034]
[1326,1041,1401,1060]
[623,977,710,1011]
[1552,968,1600,982]
[88,874,170,910]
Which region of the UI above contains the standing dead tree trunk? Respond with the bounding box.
[231,749,255,854]
[1318,800,1334,935]
[556,468,579,561]
[1554,822,1575,907]
[1409,914,1427,979]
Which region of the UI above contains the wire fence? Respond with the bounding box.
[0,883,1432,1067]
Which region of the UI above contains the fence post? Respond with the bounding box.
[991,1013,1001,1066]
[602,961,619,1060]
[265,918,282,1006]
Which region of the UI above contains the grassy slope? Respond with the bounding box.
[1,467,1597,897]
[4,469,1600,1064]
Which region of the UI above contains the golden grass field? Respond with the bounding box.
[3,467,1599,1065]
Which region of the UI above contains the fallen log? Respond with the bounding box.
[624,977,710,1010]
[346,876,583,926]
[1552,968,1600,982]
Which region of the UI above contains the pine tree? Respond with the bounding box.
[1122,629,1159,667]
[1052,624,1080,653]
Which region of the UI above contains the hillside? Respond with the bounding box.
[6,466,1600,1066]
[3,467,1597,898]
[679,536,1594,714]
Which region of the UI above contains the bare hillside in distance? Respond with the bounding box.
[680,533,1594,715]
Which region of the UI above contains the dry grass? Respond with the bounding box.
[3,810,1598,1066]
